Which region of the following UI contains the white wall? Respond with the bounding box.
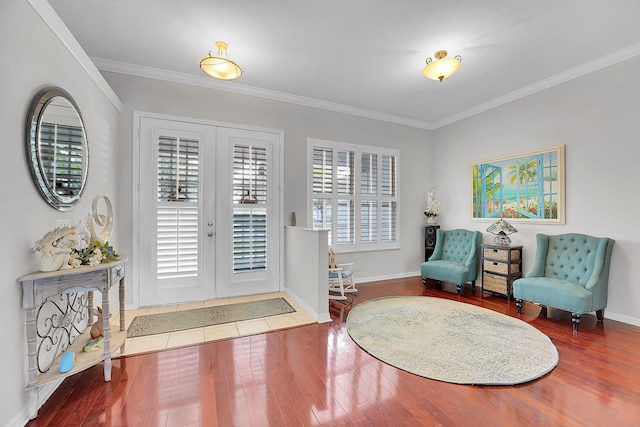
[0,1,121,425]
[101,71,433,306]
[5,1,640,423]
[432,55,640,325]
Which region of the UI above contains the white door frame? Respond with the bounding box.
[131,111,284,308]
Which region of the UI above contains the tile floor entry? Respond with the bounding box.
[112,292,315,356]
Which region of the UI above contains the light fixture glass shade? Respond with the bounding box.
[487,219,517,246]
[423,50,462,82]
[200,41,243,81]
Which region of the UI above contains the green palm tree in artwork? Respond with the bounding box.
[508,159,537,185]
[507,158,539,214]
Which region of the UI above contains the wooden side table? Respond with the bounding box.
[18,259,127,419]
[481,244,522,301]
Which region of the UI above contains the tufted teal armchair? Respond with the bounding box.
[421,229,482,295]
[514,233,615,331]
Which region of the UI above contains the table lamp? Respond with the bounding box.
[487,219,517,246]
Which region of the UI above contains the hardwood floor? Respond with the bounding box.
[26,277,640,426]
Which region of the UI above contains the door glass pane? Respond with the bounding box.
[156,204,199,278]
[157,137,199,202]
[233,208,267,272]
[156,136,200,278]
[233,145,267,204]
[233,144,268,273]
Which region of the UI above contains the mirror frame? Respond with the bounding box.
[26,87,89,211]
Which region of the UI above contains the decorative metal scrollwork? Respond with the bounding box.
[36,292,88,373]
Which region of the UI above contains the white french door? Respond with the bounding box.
[137,115,281,306]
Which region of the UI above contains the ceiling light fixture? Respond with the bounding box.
[199,41,243,81]
[423,50,462,82]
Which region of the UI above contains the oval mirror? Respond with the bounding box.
[26,87,88,211]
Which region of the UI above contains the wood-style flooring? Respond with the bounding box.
[26,277,640,426]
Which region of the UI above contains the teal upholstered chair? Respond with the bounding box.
[421,229,482,295]
[514,233,615,331]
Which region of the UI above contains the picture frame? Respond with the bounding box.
[471,145,565,223]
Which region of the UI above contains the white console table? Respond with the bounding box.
[18,258,127,415]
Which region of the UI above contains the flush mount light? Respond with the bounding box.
[199,41,243,81]
[423,50,462,82]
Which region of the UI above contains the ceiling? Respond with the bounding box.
[48,0,640,129]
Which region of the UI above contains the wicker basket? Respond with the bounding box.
[483,246,521,262]
[483,272,513,296]
[483,260,520,275]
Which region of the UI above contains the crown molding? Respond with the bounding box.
[432,41,640,129]
[28,0,123,112]
[30,0,640,131]
[91,57,434,130]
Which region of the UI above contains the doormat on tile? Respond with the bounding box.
[127,298,296,338]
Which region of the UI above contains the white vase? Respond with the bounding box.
[426,216,437,224]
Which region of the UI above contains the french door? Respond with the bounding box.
[137,115,281,306]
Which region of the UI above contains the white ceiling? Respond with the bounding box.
[48,0,640,129]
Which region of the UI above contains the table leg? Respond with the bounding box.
[102,297,111,382]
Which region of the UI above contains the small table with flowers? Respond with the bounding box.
[18,258,126,419]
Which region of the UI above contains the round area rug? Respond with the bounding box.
[346,296,558,385]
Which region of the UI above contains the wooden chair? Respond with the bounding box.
[328,248,358,300]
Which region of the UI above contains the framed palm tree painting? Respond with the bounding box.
[471,145,565,223]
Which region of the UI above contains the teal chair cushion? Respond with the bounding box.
[329,270,353,280]
[421,260,470,284]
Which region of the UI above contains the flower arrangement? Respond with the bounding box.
[424,207,440,218]
[70,240,119,267]
[424,186,440,218]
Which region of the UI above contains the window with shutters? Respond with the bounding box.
[310,139,399,251]
[233,144,268,273]
[156,136,200,279]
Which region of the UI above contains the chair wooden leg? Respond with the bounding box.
[572,313,581,331]
[422,277,427,289]
[471,280,476,291]
[456,284,462,295]
[596,309,605,322]
[515,299,523,314]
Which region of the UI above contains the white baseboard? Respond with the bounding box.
[355,272,640,328]
[604,311,640,327]
[9,378,63,427]
[284,289,330,323]
[354,270,421,284]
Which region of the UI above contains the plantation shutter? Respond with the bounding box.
[233,144,268,273]
[312,147,333,243]
[381,154,397,242]
[156,136,200,279]
[361,153,378,243]
[336,150,355,245]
